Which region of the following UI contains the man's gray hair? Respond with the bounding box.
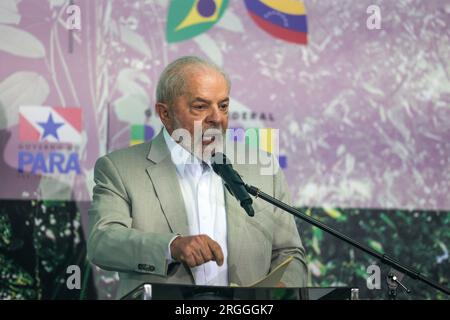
[156,56,231,106]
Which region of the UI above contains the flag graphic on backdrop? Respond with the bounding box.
[19,106,82,144]
[244,0,308,44]
[228,127,288,169]
[166,0,229,43]
[130,124,155,146]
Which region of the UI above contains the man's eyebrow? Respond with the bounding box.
[189,97,229,104]
[190,97,212,104]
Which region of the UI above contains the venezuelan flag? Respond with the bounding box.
[244,0,308,44]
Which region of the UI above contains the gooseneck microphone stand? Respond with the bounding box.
[244,183,450,298]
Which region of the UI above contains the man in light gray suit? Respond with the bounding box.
[87,56,308,299]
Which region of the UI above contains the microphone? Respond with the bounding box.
[211,152,255,217]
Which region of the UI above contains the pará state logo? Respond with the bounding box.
[18,106,82,175]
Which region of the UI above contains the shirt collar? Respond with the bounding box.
[163,127,212,175]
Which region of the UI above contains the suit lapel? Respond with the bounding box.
[145,130,190,237]
[225,164,250,286]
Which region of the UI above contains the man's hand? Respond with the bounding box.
[170,235,224,268]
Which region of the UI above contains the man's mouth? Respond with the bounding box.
[202,134,216,145]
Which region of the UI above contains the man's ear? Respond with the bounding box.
[155,102,172,129]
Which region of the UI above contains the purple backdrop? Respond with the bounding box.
[1,0,450,211]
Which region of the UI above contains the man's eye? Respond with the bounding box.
[193,105,207,110]
[220,104,229,110]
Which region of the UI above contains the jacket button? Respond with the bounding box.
[138,264,155,272]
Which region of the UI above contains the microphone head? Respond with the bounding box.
[211,152,231,174]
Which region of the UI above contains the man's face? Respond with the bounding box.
[161,67,230,157]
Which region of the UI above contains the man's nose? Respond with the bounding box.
[205,105,223,124]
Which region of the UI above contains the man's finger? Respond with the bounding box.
[185,255,197,268]
[187,251,203,267]
[207,239,224,266]
[198,245,215,264]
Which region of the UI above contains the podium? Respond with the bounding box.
[121,283,358,300]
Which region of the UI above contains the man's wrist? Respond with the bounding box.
[167,234,181,262]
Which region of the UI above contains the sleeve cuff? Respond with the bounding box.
[166,234,181,263]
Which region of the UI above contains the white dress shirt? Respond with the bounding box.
[163,128,229,286]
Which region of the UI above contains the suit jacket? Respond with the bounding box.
[87,130,308,299]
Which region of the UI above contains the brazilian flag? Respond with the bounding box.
[166,0,229,43]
